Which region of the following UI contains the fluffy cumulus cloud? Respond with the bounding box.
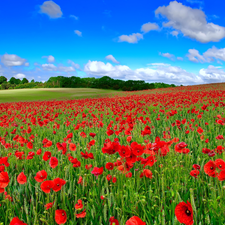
[84,60,204,85]
[41,63,57,71]
[155,1,225,43]
[141,22,159,33]
[47,55,55,63]
[1,54,27,66]
[187,46,225,63]
[118,33,143,44]
[199,65,225,83]
[105,55,120,64]
[39,1,63,19]
[74,30,82,37]
[14,73,26,79]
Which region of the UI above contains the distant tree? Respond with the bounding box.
[0,76,7,84]
[9,77,21,85]
[31,79,35,83]
[21,78,29,84]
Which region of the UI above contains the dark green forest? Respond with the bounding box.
[0,75,177,91]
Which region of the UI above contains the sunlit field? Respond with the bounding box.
[0,83,225,225]
[0,88,121,103]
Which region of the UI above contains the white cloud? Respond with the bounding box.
[203,46,225,62]
[177,57,183,61]
[83,60,203,85]
[187,49,206,63]
[1,54,26,66]
[39,1,63,19]
[41,63,57,71]
[14,73,26,79]
[171,30,179,37]
[187,46,225,63]
[47,55,55,63]
[155,1,225,43]
[141,22,159,33]
[199,65,225,83]
[58,66,75,72]
[148,63,171,67]
[74,30,82,37]
[25,62,29,66]
[105,55,120,64]
[68,60,80,69]
[161,52,175,60]
[70,15,78,20]
[38,76,41,79]
[118,33,143,44]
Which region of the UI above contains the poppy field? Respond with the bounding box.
[0,83,225,225]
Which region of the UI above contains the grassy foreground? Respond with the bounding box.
[0,88,121,103]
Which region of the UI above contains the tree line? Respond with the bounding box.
[0,75,177,91]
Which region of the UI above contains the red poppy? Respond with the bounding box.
[69,143,76,151]
[85,164,93,170]
[106,174,112,181]
[175,201,193,225]
[218,170,225,181]
[41,180,54,193]
[119,146,131,158]
[17,172,27,184]
[215,159,225,170]
[52,178,66,192]
[49,157,58,168]
[45,201,55,210]
[76,209,86,218]
[91,167,104,179]
[27,142,33,149]
[125,216,146,225]
[112,177,117,183]
[43,151,51,161]
[89,132,96,138]
[35,170,47,182]
[36,148,42,155]
[204,160,216,176]
[78,176,83,184]
[190,170,200,178]
[105,162,114,170]
[10,217,27,225]
[55,209,67,224]
[0,171,10,188]
[192,164,200,170]
[109,216,119,225]
[140,169,153,179]
[75,199,83,209]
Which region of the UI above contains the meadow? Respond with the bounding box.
[0,83,225,225]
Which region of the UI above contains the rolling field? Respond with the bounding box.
[0,88,121,103]
[0,84,225,225]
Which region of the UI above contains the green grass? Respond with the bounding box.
[0,88,122,103]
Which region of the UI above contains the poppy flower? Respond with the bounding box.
[109,216,119,225]
[43,151,51,161]
[34,170,47,182]
[89,132,96,138]
[218,170,225,181]
[36,149,42,155]
[41,180,54,193]
[204,160,216,176]
[75,199,83,209]
[119,146,131,158]
[112,177,117,183]
[192,164,200,170]
[27,142,33,149]
[55,209,67,224]
[76,209,86,218]
[125,216,146,225]
[106,174,112,181]
[9,217,27,225]
[0,171,10,188]
[52,178,66,192]
[215,159,225,170]
[17,172,27,184]
[45,201,55,210]
[78,176,83,184]
[49,157,58,168]
[91,167,104,179]
[69,143,76,151]
[190,170,200,178]
[175,201,193,225]
[105,162,114,170]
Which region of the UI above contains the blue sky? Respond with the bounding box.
[0,0,225,85]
